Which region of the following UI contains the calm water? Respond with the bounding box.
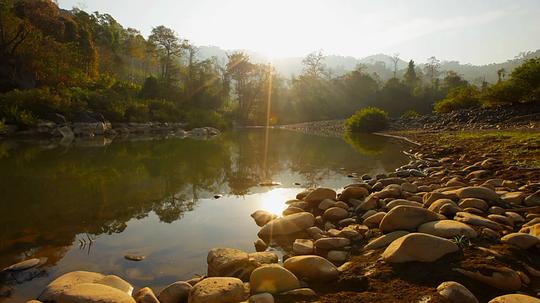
[0,129,408,302]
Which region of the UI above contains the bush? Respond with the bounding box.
[482,58,540,105]
[346,107,389,133]
[148,100,181,122]
[125,102,149,122]
[434,86,481,113]
[182,108,229,130]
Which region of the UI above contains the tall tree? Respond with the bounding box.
[226,52,269,123]
[497,68,506,83]
[390,53,400,78]
[302,50,326,78]
[149,25,183,85]
[403,60,418,89]
[424,56,441,84]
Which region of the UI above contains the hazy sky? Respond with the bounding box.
[58,0,540,65]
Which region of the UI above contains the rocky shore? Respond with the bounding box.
[3,130,540,303]
[0,111,221,141]
[278,104,540,135]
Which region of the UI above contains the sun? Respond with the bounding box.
[258,188,291,216]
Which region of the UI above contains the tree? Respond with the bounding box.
[302,50,326,78]
[424,56,441,84]
[390,53,400,78]
[497,68,506,83]
[403,60,418,89]
[226,52,269,123]
[442,71,468,92]
[149,25,184,84]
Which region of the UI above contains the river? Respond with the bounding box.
[0,129,409,302]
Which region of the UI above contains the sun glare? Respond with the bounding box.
[258,188,290,216]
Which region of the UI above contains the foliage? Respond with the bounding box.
[434,86,481,113]
[346,107,389,133]
[1,0,537,129]
[482,58,540,105]
[181,108,228,129]
[452,235,472,248]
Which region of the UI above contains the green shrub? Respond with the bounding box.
[125,102,149,122]
[0,119,6,133]
[401,110,420,119]
[148,100,181,122]
[482,58,540,105]
[434,86,481,113]
[182,108,229,129]
[346,107,389,133]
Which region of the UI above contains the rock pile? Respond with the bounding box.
[0,110,220,140]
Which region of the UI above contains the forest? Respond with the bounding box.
[0,0,539,129]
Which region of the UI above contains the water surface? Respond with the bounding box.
[0,129,408,302]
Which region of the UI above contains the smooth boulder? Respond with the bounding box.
[340,187,369,202]
[283,255,339,282]
[501,233,540,249]
[188,277,245,303]
[258,212,315,238]
[418,220,477,239]
[379,205,441,233]
[249,264,300,294]
[304,188,336,204]
[207,248,250,278]
[364,231,409,250]
[158,281,193,303]
[489,294,540,303]
[382,233,459,263]
[39,271,133,302]
[251,210,277,227]
[437,281,478,303]
[56,283,135,303]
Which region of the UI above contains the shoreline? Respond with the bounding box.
[2,124,539,302]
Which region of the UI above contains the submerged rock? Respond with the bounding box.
[2,258,42,272]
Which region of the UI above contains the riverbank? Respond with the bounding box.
[2,122,539,302]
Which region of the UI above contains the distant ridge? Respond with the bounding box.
[196,46,540,83]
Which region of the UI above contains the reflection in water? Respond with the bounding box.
[258,188,290,216]
[0,129,408,302]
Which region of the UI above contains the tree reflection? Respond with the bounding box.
[0,130,408,272]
